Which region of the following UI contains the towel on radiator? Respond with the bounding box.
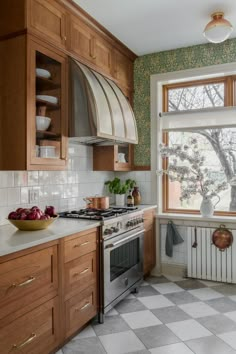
[165,220,184,257]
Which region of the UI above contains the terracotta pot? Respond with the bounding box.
[212,224,233,251]
[83,196,109,210]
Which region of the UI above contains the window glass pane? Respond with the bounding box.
[168,83,224,111]
[167,129,236,212]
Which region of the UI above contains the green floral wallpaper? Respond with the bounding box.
[134,38,236,166]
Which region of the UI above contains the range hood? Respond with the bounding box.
[69,59,138,145]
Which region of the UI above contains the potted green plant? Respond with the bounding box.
[105,177,136,206]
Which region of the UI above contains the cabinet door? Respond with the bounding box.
[114,145,132,171]
[69,15,96,64]
[94,35,113,76]
[0,297,59,354]
[114,50,133,89]
[28,39,68,170]
[28,0,67,49]
[143,210,156,275]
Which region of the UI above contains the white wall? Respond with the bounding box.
[160,224,187,266]
[0,144,114,225]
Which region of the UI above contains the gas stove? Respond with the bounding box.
[59,206,139,221]
[59,206,144,239]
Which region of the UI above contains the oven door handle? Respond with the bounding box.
[105,229,144,249]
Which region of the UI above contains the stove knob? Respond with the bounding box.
[129,220,134,227]
[111,227,119,233]
[104,228,110,235]
[126,221,131,227]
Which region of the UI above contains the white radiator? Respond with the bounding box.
[187,227,236,283]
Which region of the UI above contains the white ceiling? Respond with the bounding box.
[72,0,236,56]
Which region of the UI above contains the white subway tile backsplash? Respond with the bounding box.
[0,172,14,188]
[14,171,28,186]
[0,189,8,206]
[27,171,39,186]
[7,188,21,205]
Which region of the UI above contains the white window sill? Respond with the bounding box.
[156,213,236,227]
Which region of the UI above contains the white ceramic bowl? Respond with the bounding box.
[39,146,56,158]
[36,116,51,131]
[36,95,58,105]
[36,68,51,79]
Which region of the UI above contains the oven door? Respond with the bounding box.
[103,228,144,309]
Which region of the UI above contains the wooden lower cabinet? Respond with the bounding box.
[65,285,97,338]
[0,296,59,354]
[143,209,156,275]
[0,227,99,354]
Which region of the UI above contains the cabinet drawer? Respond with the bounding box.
[65,251,97,299]
[65,285,97,338]
[64,230,97,263]
[0,296,59,354]
[0,246,58,321]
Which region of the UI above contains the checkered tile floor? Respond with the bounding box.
[57,276,236,354]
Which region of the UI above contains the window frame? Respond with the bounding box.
[162,75,236,216]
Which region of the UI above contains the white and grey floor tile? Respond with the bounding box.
[61,276,236,354]
[151,305,191,324]
[166,319,212,341]
[149,342,194,354]
[151,282,183,294]
[134,324,180,349]
[188,287,224,301]
[179,301,219,318]
[99,330,145,354]
[186,335,236,354]
[121,310,162,329]
[138,294,175,309]
[197,314,236,335]
[217,331,236,350]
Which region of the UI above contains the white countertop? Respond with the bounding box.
[0,218,100,257]
[0,205,157,258]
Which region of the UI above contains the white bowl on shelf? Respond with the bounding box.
[36,116,51,131]
[36,95,58,104]
[39,146,56,158]
[36,68,51,79]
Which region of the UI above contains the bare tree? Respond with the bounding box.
[168,83,236,210]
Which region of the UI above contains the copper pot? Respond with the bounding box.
[83,196,109,210]
[212,224,233,251]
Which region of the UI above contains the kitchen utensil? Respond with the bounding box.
[39,146,56,158]
[39,140,60,158]
[36,105,47,116]
[83,196,109,210]
[212,224,233,251]
[36,95,58,104]
[8,216,58,231]
[36,116,51,131]
[36,68,51,79]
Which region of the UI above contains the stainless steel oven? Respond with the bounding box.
[99,211,144,322]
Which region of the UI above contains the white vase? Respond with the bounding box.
[115,194,125,206]
[200,197,214,217]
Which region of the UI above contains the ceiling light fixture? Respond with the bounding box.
[203,12,233,44]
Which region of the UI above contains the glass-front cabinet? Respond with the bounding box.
[28,39,68,169]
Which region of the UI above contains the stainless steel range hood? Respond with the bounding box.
[69,59,138,145]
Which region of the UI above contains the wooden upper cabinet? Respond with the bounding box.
[114,49,133,89]
[28,0,67,49]
[94,35,113,76]
[68,15,96,64]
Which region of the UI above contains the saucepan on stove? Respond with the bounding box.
[83,196,109,210]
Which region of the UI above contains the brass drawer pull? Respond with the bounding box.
[73,268,89,277]
[79,302,90,311]
[12,332,36,350]
[73,241,89,248]
[12,276,36,288]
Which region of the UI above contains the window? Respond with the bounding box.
[162,76,236,215]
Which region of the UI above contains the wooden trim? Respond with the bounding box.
[162,76,236,216]
[133,165,151,171]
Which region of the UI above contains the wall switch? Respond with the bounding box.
[29,189,39,204]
